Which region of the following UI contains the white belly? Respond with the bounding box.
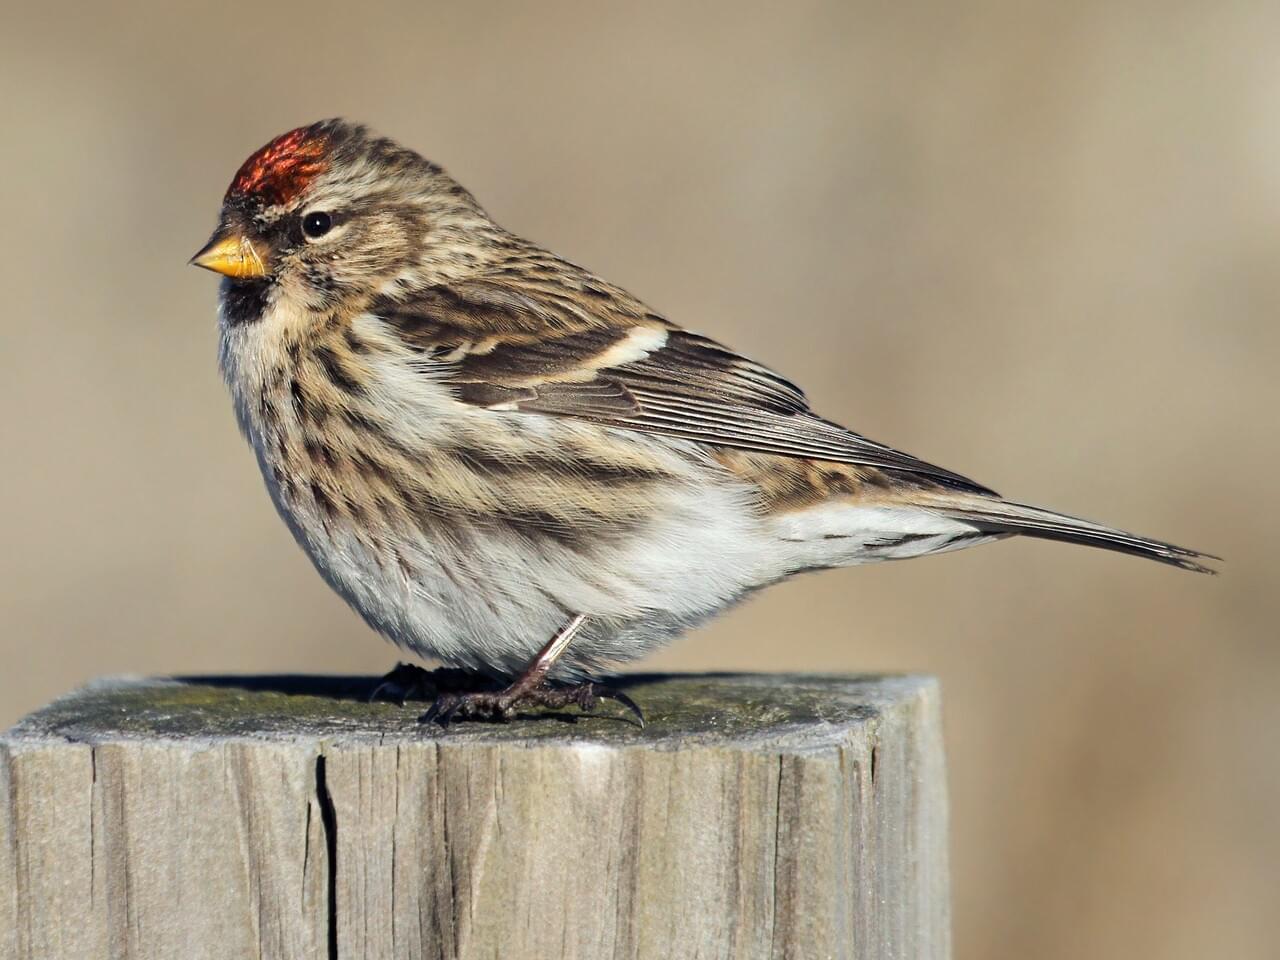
[252,420,785,677]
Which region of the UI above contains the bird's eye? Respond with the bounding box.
[301,211,333,240]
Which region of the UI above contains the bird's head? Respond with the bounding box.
[191,119,495,323]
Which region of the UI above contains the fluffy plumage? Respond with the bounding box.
[195,119,1215,690]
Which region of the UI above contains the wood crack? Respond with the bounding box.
[314,752,339,960]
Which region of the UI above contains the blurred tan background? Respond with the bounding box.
[2,1,1276,956]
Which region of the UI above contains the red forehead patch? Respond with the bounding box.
[227,126,330,205]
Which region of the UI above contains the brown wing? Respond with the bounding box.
[372,276,995,494]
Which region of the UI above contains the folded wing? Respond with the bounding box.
[372,276,995,494]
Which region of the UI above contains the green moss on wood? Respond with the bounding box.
[5,673,928,749]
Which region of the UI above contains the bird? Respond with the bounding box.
[190,119,1216,725]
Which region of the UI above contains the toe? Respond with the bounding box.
[418,695,454,726]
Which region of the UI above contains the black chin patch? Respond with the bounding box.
[220,277,273,326]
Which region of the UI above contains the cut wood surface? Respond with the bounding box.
[0,673,949,960]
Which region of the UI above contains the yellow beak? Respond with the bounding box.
[189,233,268,279]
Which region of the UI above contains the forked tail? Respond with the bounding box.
[928,496,1219,573]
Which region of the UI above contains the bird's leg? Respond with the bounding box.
[368,662,485,705]
[420,615,644,727]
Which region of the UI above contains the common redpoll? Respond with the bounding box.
[191,120,1215,724]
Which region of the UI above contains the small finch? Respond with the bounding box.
[191,120,1215,724]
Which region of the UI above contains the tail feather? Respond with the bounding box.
[929,497,1219,574]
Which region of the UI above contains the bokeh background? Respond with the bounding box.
[2,2,1276,957]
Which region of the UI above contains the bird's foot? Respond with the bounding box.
[420,677,645,729]
[368,663,482,705]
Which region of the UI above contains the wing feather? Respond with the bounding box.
[372,277,995,494]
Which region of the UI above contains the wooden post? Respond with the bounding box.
[0,673,949,959]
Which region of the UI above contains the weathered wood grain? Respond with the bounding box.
[0,673,949,959]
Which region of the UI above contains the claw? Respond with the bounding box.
[439,702,462,727]
[369,662,434,705]
[367,680,404,706]
[598,687,646,729]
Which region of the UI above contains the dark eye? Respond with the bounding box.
[301,211,333,239]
